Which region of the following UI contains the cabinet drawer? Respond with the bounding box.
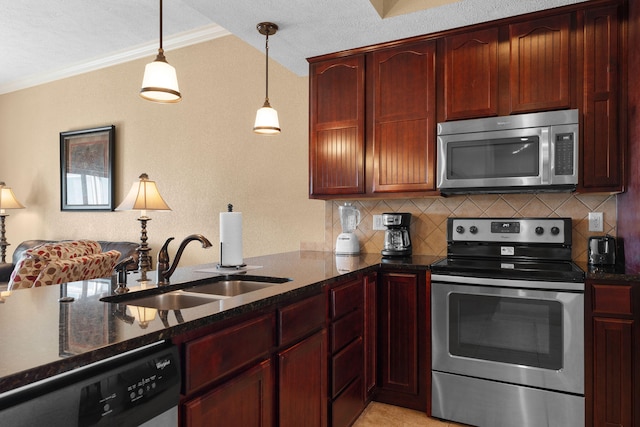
[331,307,363,353]
[330,279,363,320]
[332,337,363,398]
[184,313,275,394]
[592,284,633,316]
[278,293,325,347]
[331,377,365,427]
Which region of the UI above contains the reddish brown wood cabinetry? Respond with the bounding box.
[586,280,639,427]
[509,14,573,114]
[309,56,366,197]
[370,41,437,194]
[177,292,327,427]
[377,271,428,412]
[442,28,500,121]
[309,42,437,198]
[580,3,625,192]
[327,277,367,427]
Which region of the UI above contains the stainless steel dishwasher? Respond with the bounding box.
[0,341,180,426]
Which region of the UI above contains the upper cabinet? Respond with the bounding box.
[309,56,366,196]
[580,3,625,192]
[442,28,500,121]
[370,41,437,194]
[309,0,627,199]
[309,42,437,199]
[509,14,573,114]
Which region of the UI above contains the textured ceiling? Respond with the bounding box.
[0,0,586,94]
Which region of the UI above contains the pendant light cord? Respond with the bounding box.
[264,32,270,103]
[159,0,164,53]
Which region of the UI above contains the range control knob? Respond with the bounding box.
[551,226,560,235]
[456,225,465,234]
[469,226,478,234]
[535,226,544,235]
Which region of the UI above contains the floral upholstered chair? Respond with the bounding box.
[7,240,120,290]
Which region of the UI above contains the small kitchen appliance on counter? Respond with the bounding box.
[588,234,616,266]
[381,213,412,257]
[335,203,361,255]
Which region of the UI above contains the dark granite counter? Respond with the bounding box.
[0,251,440,395]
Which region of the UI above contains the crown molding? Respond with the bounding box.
[0,24,230,95]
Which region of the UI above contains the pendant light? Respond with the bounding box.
[253,22,281,135]
[140,0,182,103]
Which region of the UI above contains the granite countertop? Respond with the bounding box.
[0,251,439,395]
[1,249,635,396]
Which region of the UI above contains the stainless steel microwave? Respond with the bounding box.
[437,109,579,194]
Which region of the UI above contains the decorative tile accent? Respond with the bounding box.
[325,194,617,262]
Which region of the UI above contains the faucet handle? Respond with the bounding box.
[114,256,135,294]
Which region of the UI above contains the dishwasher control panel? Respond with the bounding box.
[78,345,180,426]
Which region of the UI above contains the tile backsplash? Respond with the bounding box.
[303,193,617,262]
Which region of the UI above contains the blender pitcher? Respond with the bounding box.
[336,203,361,254]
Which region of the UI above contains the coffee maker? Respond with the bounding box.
[381,213,412,257]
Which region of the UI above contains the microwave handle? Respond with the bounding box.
[541,127,550,184]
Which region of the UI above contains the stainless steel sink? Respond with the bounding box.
[112,291,220,310]
[100,275,291,309]
[183,280,282,297]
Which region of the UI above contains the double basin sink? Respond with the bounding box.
[100,275,291,310]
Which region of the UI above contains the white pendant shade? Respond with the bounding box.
[140,57,181,103]
[253,104,281,135]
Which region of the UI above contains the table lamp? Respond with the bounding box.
[116,173,171,281]
[0,182,25,264]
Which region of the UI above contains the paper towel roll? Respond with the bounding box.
[220,211,243,266]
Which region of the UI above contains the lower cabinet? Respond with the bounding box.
[376,271,429,412]
[176,292,327,427]
[587,279,639,427]
[183,359,275,427]
[328,276,367,427]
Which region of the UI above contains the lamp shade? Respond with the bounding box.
[116,173,171,214]
[140,56,181,103]
[253,102,281,135]
[0,182,25,213]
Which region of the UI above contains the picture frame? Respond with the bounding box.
[60,125,115,211]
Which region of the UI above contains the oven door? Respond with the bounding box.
[432,280,583,394]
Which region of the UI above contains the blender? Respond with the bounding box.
[335,202,361,255]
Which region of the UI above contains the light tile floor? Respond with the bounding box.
[353,402,472,427]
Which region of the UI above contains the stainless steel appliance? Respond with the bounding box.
[0,341,180,426]
[437,109,579,194]
[431,217,585,427]
[381,212,412,257]
[588,234,617,266]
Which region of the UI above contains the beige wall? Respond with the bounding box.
[0,35,325,267]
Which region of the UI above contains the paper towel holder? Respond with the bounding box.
[217,242,247,270]
[217,203,247,269]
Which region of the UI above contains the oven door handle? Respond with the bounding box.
[431,273,584,291]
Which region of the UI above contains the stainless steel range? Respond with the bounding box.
[430,217,585,427]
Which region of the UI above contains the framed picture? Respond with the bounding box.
[60,125,115,211]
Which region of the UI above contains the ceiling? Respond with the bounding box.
[1,0,586,95]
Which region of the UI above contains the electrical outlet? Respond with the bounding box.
[588,212,604,232]
[373,215,385,230]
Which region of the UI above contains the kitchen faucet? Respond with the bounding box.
[157,234,213,285]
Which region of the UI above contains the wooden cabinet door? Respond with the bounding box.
[509,14,573,113]
[278,330,327,427]
[364,272,377,399]
[371,41,437,193]
[309,56,366,197]
[183,359,274,427]
[377,271,427,411]
[593,317,633,427]
[581,4,624,192]
[443,28,500,120]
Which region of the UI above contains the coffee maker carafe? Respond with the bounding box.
[382,213,412,257]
